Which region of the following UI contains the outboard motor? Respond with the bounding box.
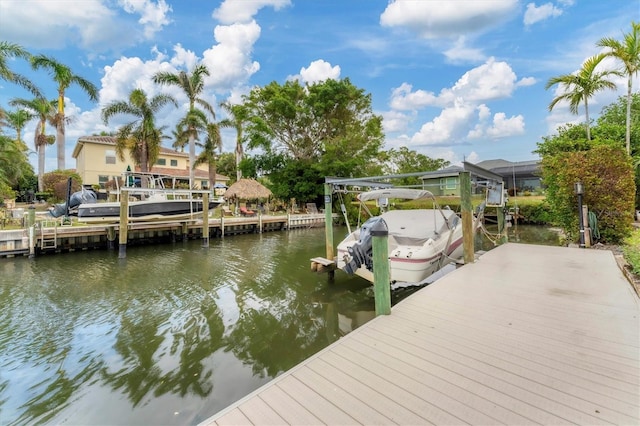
[343,216,385,275]
[50,188,98,217]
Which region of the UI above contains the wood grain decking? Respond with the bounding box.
[201,243,640,425]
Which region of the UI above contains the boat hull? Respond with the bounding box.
[77,199,222,223]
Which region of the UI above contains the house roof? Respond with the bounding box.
[72,135,189,159]
[420,165,464,179]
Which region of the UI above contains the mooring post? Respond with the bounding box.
[118,190,129,259]
[371,218,391,316]
[324,182,335,263]
[202,192,209,247]
[460,171,475,264]
[106,226,116,250]
[497,207,508,244]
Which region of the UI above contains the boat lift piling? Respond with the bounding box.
[371,218,391,315]
[460,171,475,264]
[118,189,129,259]
[202,192,209,247]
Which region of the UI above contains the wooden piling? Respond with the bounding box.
[202,192,209,247]
[118,191,129,258]
[371,219,390,316]
[460,171,474,264]
[324,183,335,280]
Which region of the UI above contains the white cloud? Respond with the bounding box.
[381,110,414,133]
[288,60,341,85]
[484,112,526,139]
[517,77,537,87]
[118,0,172,38]
[213,0,291,24]
[201,21,262,91]
[443,36,486,64]
[410,100,477,145]
[523,2,563,26]
[380,0,518,39]
[389,83,439,110]
[447,57,518,102]
[0,0,171,51]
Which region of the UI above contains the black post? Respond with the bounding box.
[575,182,585,248]
[64,177,72,224]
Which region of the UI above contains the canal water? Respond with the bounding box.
[0,225,561,425]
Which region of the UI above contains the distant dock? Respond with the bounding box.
[201,243,639,425]
[0,213,331,258]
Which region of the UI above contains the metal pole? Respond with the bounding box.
[371,219,391,316]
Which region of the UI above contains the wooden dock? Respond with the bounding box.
[202,243,639,425]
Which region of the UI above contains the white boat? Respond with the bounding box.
[50,173,222,223]
[336,188,482,285]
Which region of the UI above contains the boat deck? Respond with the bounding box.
[201,243,640,425]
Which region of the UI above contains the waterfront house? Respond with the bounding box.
[72,135,229,189]
[420,159,541,196]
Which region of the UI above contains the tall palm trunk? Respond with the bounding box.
[235,143,243,181]
[56,90,65,170]
[584,96,591,141]
[188,132,195,188]
[625,76,632,154]
[36,121,45,192]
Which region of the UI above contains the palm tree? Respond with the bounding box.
[546,53,622,141]
[219,101,248,181]
[597,21,640,155]
[9,97,57,192]
[194,121,223,190]
[170,122,189,152]
[0,41,41,96]
[153,64,214,188]
[31,55,98,170]
[3,108,34,143]
[101,88,177,186]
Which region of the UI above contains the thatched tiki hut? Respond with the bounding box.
[223,178,272,213]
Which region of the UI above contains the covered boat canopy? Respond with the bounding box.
[357,188,435,202]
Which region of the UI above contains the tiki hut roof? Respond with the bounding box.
[224,178,272,200]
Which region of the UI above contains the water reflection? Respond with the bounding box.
[0,229,378,425]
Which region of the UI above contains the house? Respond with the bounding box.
[475,159,542,193]
[72,135,229,189]
[420,159,542,196]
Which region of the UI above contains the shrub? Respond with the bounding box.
[42,170,82,202]
[622,228,640,275]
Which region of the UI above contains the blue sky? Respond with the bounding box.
[0,0,637,173]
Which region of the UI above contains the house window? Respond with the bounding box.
[98,175,109,189]
[201,180,209,189]
[156,158,166,166]
[105,150,116,164]
[170,159,178,167]
[445,177,457,190]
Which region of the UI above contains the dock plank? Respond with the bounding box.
[200,244,640,425]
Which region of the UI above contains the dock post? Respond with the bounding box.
[460,171,475,264]
[324,183,335,280]
[220,209,225,237]
[497,207,508,244]
[181,222,188,240]
[258,211,263,233]
[202,192,209,247]
[106,226,116,249]
[371,219,391,316]
[118,190,129,259]
[28,225,35,258]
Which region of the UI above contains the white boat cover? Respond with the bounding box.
[357,188,435,202]
[381,209,456,245]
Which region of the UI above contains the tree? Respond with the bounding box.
[0,135,33,195]
[384,146,450,186]
[31,55,98,170]
[3,108,34,144]
[241,78,384,203]
[101,88,177,184]
[598,21,640,155]
[194,121,223,190]
[545,53,621,140]
[9,97,57,192]
[153,64,214,188]
[219,101,249,181]
[0,41,40,96]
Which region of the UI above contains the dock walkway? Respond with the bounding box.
[202,243,639,425]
